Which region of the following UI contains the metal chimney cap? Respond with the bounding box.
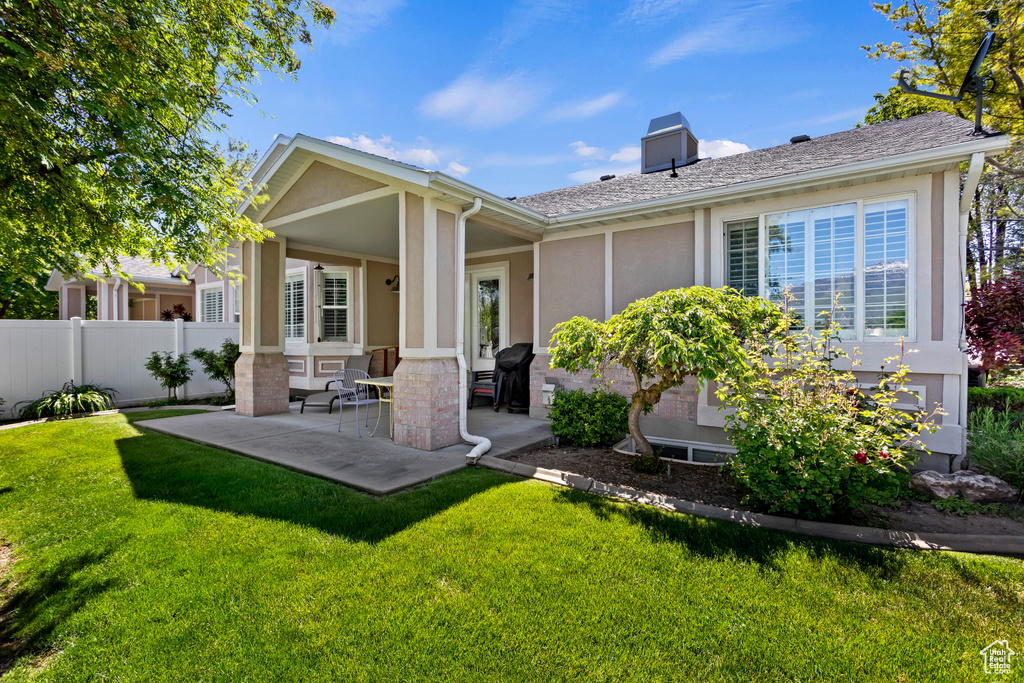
[645,112,690,138]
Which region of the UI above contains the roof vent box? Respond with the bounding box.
[641,112,699,174]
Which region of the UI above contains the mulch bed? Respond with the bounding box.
[505,445,1024,536]
[506,445,750,510]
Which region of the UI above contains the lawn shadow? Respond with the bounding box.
[114,432,511,545]
[552,486,912,580]
[0,547,118,675]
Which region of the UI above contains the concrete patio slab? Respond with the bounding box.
[136,402,553,495]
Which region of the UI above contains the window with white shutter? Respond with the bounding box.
[320,272,348,342]
[284,273,305,341]
[200,286,223,323]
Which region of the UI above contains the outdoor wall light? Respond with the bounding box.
[527,272,534,281]
[386,274,400,293]
[313,263,324,271]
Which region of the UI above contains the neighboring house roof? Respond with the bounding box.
[46,256,191,291]
[94,257,185,283]
[513,112,999,217]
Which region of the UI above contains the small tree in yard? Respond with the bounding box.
[965,275,1024,375]
[549,287,785,465]
[192,339,241,403]
[145,352,193,402]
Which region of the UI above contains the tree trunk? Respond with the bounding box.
[0,299,10,319]
[628,396,652,457]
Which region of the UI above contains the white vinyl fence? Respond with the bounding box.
[0,318,239,413]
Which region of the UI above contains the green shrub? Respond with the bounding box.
[192,338,241,403]
[968,387,1024,413]
[145,352,194,401]
[967,407,1024,498]
[721,305,940,519]
[16,381,116,419]
[549,388,629,447]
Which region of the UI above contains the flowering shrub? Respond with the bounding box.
[720,304,941,518]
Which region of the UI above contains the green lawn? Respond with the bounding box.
[0,412,1020,681]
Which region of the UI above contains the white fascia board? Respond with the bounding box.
[546,135,1012,229]
[291,134,431,186]
[235,134,432,216]
[427,173,548,229]
[44,270,66,291]
[244,134,293,186]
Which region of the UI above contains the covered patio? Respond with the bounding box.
[234,134,545,457]
[137,402,554,495]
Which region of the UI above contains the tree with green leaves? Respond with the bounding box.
[0,0,335,292]
[864,1,1024,286]
[549,287,785,460]
[192,338,241,402]
[145,351,193,402]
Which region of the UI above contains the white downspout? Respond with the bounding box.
[456,198,490,463]
[958,152,986,462]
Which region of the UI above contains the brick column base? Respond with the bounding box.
[393,357,460,451]
[235,352,290,417]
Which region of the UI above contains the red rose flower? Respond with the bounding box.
[853,451,868,465]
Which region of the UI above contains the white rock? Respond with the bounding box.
[909,470,1018,505]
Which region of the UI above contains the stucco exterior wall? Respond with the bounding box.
[404,192,425,349]
[539,235,604,345]
[263,161,386,222]
[367,260,400,347]
[436,210,458,350]
[611,220,694,314]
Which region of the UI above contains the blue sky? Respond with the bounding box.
[221,0,908,198]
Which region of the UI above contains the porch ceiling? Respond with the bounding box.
[465,221,533,254]
[270,194,400,260]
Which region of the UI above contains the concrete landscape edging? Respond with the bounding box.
[477,456,1024,555]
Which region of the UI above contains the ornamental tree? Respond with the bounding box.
[549,287,785,458]
[0,0,335,287]
[965,275,1024,372]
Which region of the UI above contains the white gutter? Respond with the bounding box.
[456,198,490,463]
[959,151,986,461]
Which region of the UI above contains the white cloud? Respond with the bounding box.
[420,73,545,129]
[320,0,404,44]
[493,0,575,51]
[698,138,751,159]
[569,141,603,159]
[444,161,471,177]
[620,0,689,23]
[609,145,641,163]
[326,134,447,170]
[648,1,801,67]
[568,165,638,184]
[546,91,624,121]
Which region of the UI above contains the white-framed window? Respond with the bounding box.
[725,196,912,340]
[198,284,224,323]
[319,270,349,342]
[284,271,305,341]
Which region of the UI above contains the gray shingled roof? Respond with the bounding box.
[513,112,1000,217]
[90,257,184,282]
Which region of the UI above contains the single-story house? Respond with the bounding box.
[46,257,214,322]
[225,111,1006,469]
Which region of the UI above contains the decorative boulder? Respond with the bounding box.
[909,470,1018,504]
